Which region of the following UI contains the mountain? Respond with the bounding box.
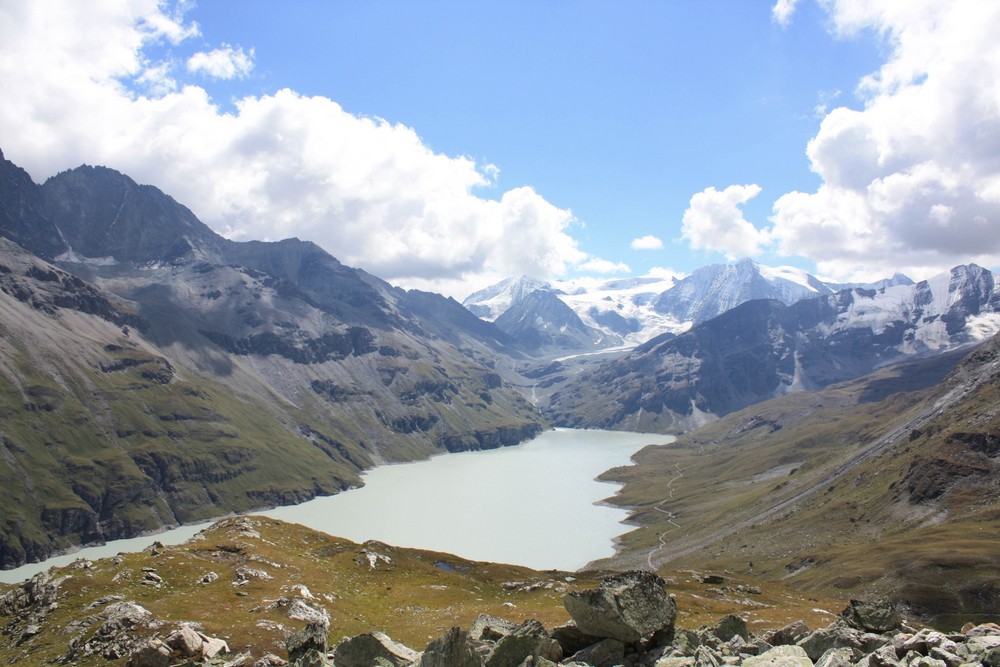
[599,332,1000,626]
[544,266,1000,431]
[463,261,873,356]
[462,275,550,320]
[0,150,546,568]
[651,258,834,324]
[493,289,617,355]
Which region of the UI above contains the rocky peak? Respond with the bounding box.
[40,164,224,264]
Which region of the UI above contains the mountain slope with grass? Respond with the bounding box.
[599,333,1000,628]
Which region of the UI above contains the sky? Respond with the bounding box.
[1,0,999,299]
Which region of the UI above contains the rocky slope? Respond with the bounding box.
[598,333,1000,627]
[0,517,996,666]
[544,268,1000,431]
[0,150,546,569]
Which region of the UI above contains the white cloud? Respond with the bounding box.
[771,0,1000,280]
[0,0,609,298]
[681,184,770,259]
[771,0,800,26]
[630,235,664,250]
[187,44,254,80]
[577,258,630,274]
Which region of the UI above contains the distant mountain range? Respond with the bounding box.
[462,260,926,352]
[543,263,1000,431]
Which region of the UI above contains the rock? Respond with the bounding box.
[334,631,420,667]
[551,621,602,655]
[200,571,220,584]
[200,632,230,659]
[286,621,330,665]
[253,655,290,667]
[694,645,723,667]
[563,571,677,643]
[797,621,888,663]
[702,575,726,585]
[125,639,172,667]
[485,620,562,667]
[419,627,483,667]
[814,647,857,667]
[166,625,204,657]
[763,621,811,647]
[742,645,814,667]
[471,614,520,642]
[656,658,696,667]
[841,599,902,634]
[567,637,625,667]
[672,629,702,655]
[705,615,749,643]
[966,624,1000,638]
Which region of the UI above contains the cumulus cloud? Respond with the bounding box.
[771,0,800,26]
[770,0,1000,280]
[0,0,605,297]
[630,235,664,250]
[187,44,254,79]
[681,184,770,259]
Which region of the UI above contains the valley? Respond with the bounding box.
[0,147,998,663]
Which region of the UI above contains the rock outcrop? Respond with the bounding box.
[263,576,999,667]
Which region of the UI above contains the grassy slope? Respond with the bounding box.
[0,516,848,666]
[597,344,1000,627]
[0,297,371,566]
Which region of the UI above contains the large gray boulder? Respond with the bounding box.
[334,632,420,667]
[484,620,562,667]
[286,621,330,666]
[841,599,902,634]
[797,621,888,663]
[470,614,520,642]
[562,571,677,643]
[419,627,483,667]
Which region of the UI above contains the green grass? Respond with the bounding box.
[0,517,849,666]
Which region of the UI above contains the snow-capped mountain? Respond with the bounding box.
[651,258,834,324]
[464,260,845,352]
[462,276,550,320]
[545,263,1000,432]
[493,289,616,354]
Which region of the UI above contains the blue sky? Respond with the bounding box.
[1,1,998,298]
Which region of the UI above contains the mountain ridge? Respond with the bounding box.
[0,150,547,569]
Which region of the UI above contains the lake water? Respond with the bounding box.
[0,428,672,583]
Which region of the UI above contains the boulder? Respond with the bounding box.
[797,621,888,662]
[763,621,811,647]
[471,614,520,642]
[706,615,749,643]
[419,627,483,667]
[485,620,562,667]
[165,626,204,657]
[286,621,330,665]
[841,599,902,634]
[742,645,814,667]
[814,647,857,667]
[334,631,420,667]
[124,639,171,667]
[568,637,626,667]
[563,571,677,643]
[551,621,602,655]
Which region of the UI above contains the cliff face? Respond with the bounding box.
[0,152,548,569]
